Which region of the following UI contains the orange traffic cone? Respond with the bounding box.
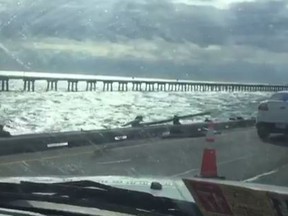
[200,148,218,178]
[205,122,215,142]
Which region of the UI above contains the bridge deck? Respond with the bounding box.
[0,71,287,92]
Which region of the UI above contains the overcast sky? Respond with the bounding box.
[0,0,287,82]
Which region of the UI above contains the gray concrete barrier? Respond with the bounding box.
[0,119,255,156]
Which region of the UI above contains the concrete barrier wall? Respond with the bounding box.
[0,119,255,156]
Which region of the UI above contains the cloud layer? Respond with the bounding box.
[0,0,288,82]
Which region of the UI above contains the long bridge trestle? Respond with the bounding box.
[1,75,288,92]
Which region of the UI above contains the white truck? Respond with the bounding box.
[256,91,288,140]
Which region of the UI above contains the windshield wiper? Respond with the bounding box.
[0,180,201,216]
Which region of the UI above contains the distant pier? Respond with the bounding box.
[0,74,287,92]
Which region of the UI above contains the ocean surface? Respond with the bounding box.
[0,82,270,136]
[0,71,271,135]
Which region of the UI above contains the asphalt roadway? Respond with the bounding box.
[0,127,288,187]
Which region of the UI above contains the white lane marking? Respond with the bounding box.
[171,168,198,178]
[218,154,253,166]
[112,138,196,151]
[47,142,68,148]
[96,159,131,165]
[171,154,253,178]
[112,142,152,150]
[243,169,279,182]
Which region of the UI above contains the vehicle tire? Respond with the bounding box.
[257,125,270,141]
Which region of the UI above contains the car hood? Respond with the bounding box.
[2,176,288,216]
[0,175,194,202]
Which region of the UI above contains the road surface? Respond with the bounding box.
[0,127,288,187]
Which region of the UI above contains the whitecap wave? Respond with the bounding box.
[0,80,270,135]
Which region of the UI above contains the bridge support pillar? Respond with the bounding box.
[118,82,128,91]
[67,80,78,92]
[132,82,136,91]
[86,81,96,91]
[23,79,35,92]
[103,81,113,91]
[132,82,141,91]
[218,85,221,91]
[201,85,205,92]
[137,83,141,91]
[191,85,195,91]
[0,78,9,91]
[169,84,176,91]
[184,84,188,91]
[203,85,207,92]
[46,80,58,91]
[157,83,166,91]
[145,83,154,91]
[234,85,238,92]
[168,84,171,91]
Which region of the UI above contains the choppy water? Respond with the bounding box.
[0,79,270,135]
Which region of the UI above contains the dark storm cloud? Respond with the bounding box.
[14,46,286,83]
[1,0,288,52]
[229,0,288,52]
[1,0,288,82]
[0,0,228,45]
